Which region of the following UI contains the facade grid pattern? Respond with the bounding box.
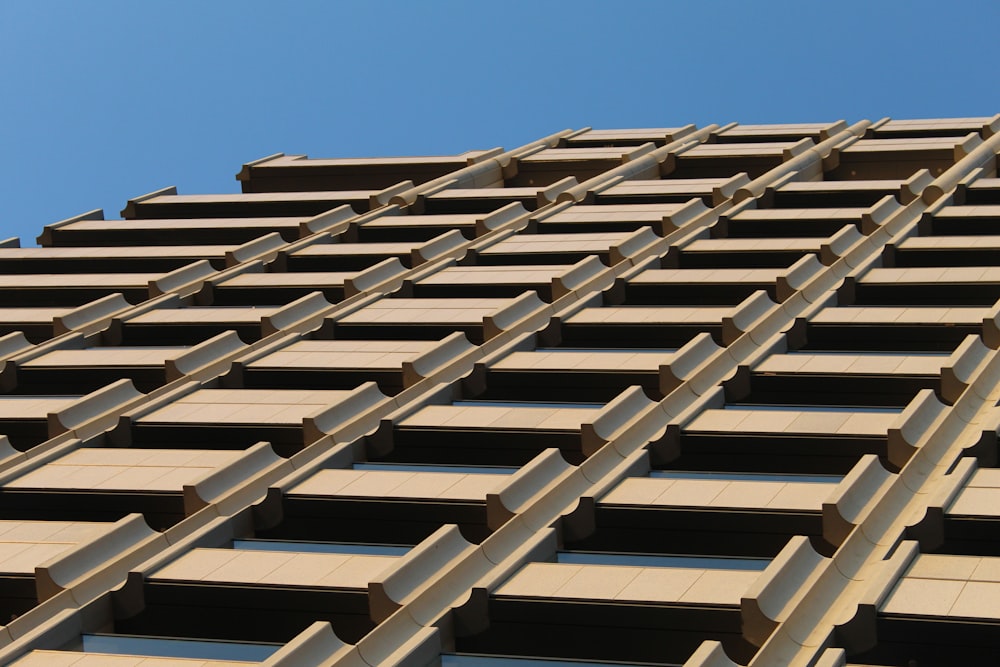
[0,116,997,666]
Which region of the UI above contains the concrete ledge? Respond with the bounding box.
[887,389,949,469]
[486,449,573,530]
[822,455,895,547]
[165,330,247,382]
[48,378,144,440]
[344,257,408,297]
[149,259,218,298]
[234,152,286,182]
[54,293,132,336]
[36,209,104,246]
[263,621,353,666]
[369,524,475,623]
[741,535,827,647]
[120,185,177,218]
[261,291,332,336]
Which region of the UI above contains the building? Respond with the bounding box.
[0,116,996,666]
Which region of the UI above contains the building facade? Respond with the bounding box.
[0,117,996,666]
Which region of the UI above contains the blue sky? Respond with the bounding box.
[1,1,998,245]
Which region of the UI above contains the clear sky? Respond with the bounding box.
[1,0,998,245]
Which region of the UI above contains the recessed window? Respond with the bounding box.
[724,403,901,414]
[231,539,408,556]
[353,462,517,475]
[441,654,652,666]
[534,347,677,354]
[649,470,841,484]
[555,551,769,571]
[81,634,280,661]
[453,400,602,409]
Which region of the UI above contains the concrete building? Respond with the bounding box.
[0,116,997,666]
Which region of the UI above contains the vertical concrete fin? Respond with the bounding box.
[344,257,408,297]
[413,229,468,265]
[225,232,286,267]
[723,291,777,345]
[712,173,751,206]
[371,180,416,208]
[538,176,579,205]
[923,129,1000,203]
[401,332,475,388]
[741,535,827,647]
[298,204,358,238]
[149,259,218,297]
[899,169,934,204]
[47,378,144,440]
[302,382,388,443]
[34,514,158,603]
[551,256,609,300]
[887,389,949,468]
[775,255,823,302]
[368,524,475,623]
[474,201,530,236]
[683,641,742,667]
[182,442,283,514]
[609,227,661,264]
[660,333,723,395]
[261,291,332,335]
[662,198,712,234]
[822,455,895,547]
[581,386,656,456]
[483,292,548,340]
[262,621,352,666]
[940,335,990,404]
[165,330,247,381]
[486,448,573,530]
[820,225,863,265]
[54,293,132,335]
